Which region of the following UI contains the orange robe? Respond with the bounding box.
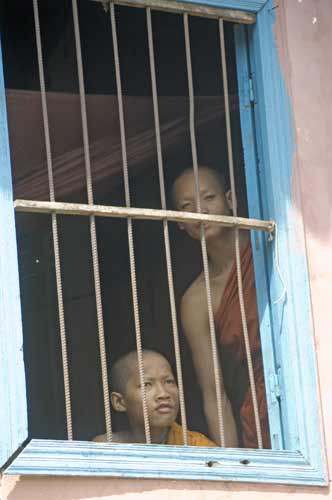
[215,242,270,449]
[166,421,217,447]
[93,422,216,445]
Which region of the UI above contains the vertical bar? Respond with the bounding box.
[219,19,262,448]
[183,13,225,447]
[71,0,113,442]
[146,7,188,445]
[110,2,151,444]
[33,0,73,440]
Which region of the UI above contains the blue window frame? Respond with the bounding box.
[1,0,327,485]
[0,40,28,468]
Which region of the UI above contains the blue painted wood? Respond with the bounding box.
[178,0,267,13]
[250,0,304,453]
[0,38,28,467]
[5,439,326,485]
[234,24,283,450]
[246,0,327,483]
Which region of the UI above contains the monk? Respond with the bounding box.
[93,349,216,446]
[172,166,270,448]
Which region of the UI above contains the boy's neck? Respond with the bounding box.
[128,426,170,444]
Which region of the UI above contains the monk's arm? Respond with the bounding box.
[181,293,238,447]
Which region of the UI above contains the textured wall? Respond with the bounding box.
[284,0,332,484]
[2,0,332,498]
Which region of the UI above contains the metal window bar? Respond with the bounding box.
[218,19,263,449]
[32,0,73,441]
[183,12,226,447]
[14,200,275,234]
[22,0,275,447]
[93,0,256,25]
[71,0,113,442]
[110,2,151,444]
[146,7,188,446]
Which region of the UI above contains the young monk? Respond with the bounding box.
[93,349,216,446]
[172,166,270,448]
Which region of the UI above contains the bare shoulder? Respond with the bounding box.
[181,274,206,310]
[92,431,127,443]
[92,433,107,442]
[181,275,208,333]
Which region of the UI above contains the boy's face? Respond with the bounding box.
[115,353,179,432]
[173,167,232,241]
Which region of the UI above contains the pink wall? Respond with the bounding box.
[2,0,331,498]
[0,474,330,499]
[283,0,332,483]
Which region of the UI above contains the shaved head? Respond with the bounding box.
[171,166,227,209]
[111,350,171,394]
[110,350,179,436]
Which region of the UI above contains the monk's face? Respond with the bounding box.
[120,352,179,433]
[173,167,232,241]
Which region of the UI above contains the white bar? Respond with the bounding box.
[110,2,151,444]
[14,199,275,234]
[92,0,256,24]
[219,18,263,448]
[33,0,73,441]
[183,11,226,447]
[72,0,113,442]
[146,7,188,445]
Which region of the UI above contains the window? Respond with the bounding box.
[0,0,327,485]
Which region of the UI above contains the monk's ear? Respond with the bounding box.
[111,391,127,413]
[225,189,233,212]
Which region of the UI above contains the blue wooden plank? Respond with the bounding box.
[5,439,326,485]
[178,0,267,13]
[234,24,283,450]
[247,0,327,482]
[0,38,28,467]
[250,0,303,454]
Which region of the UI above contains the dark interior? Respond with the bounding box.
[2,0,248,440]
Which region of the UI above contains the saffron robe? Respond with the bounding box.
[215,242,270,448]
[166,421,217,447]
[93,422,217,446]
